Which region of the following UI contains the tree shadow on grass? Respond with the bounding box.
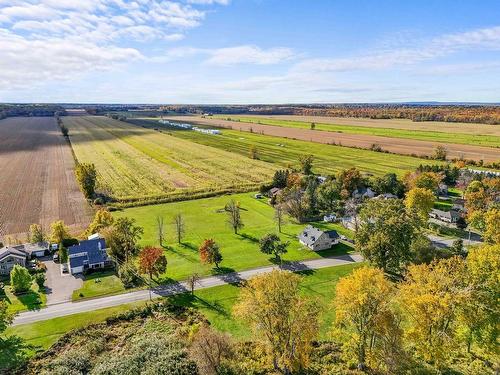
[0,335,36,374]
[237,232,259,243]
[211,267,245,286]
[16,290,43,311]
[180,242,198,251]
[314,243,353,258]
[166,293,230,317]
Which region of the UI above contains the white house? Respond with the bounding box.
[299,226,340,251]
[429,209,460,224]
[352,187,376,199]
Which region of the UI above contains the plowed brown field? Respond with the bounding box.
[164,116,500,162]
[0,117,91,239]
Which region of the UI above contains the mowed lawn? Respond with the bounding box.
[114,193,354,282]
[165,125,443,177]
[0,279,46,314]
[215,115,500,148]
[63,116,276,204]
[7,263,362,355]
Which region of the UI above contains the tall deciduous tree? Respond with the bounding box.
[50,220,70,246]
[355,199,422,277]
[398,257,467,366]
[10,265,32,294]
[86,209,114,236]
[199,239,222,269]
[173,213,185,244]
[274,204,285,233]
[28,224,45,243]
[483,207,500,244]
[337,167,363,199]
[404,187,435,220]
[404,171,442,192]
[459,244,500,355]
[259,233,289,263]
[333,267,394,370]
[0,300,13,335]
[75,162,97,199]
[156,215,165,247]
[106,217,144,263]
[298,154,314,175]
[233,270,319,374]
[225,200,243,234]
[138,246,167,284]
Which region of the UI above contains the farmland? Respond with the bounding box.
[0,117,91,238]
[114,193,354,282]
[163,115,500,162]
[63,116,276,206]
[137,120,444,177]
[213,115,500,148]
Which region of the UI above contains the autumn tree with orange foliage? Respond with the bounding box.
[199,239,223,269]
[138,246,167,284]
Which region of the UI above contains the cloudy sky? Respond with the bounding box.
[1,0,499,103]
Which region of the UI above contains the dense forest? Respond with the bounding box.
[0,104,66,119]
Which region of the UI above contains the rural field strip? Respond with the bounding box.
[152,121,445,177]
[164,116,500,162]
[215,115,500,147]
[13,253,363,325]
[64,116,275,201]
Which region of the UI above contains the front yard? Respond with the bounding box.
[0,278,46,313]
[71,271,126,301]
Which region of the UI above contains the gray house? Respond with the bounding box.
[429,209,460,223]
[68,238,112,274]
[299,225,340,251]
[0,247,27,275]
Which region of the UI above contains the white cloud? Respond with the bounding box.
[188,0,230,4]
[0,0,225,90]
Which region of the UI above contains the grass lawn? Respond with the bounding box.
[7,262,363,357]
[114,193,354,283]
[213,115,500,148]
[71,271,126,301]
[0,279,46,314]
[166,262,364,340]
[434,198,453,211]
[164,125,444,177]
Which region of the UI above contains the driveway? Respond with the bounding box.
[43,257,83,305]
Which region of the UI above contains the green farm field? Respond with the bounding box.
[150,122,444,177]
[114,193,354,282]
[214,115,500,148]
[63,116,276,205]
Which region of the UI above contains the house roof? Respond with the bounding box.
[12,242,49,256]
[0,246,27,262]
[431,209,460,220]
[68,238,108,267]
[299,225,339,246]
[269,187,281,195]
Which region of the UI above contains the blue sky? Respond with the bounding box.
[1,0,499,103]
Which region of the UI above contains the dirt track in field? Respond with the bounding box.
[165,116,500,163]
[231,115,500,136]
[0,117,92,239]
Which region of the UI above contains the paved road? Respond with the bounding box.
[427,234,483,248]
[13,253,363,326]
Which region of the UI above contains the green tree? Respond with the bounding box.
[10,265,32,294]
[317,180,341,212]
[28,224,45,243]
[34,272,45,289]
[404,187,435,220]
[59,246,68,263]
[298,154,314,175]
[0,300,13,335]
[233,270,319,374]
[106,217,144,263]
[432,145,447,160]
[337,167,363,199]
[483,207,500,244]
[259,233,289,263]
[355,199,422,277]
[75,163,97,199]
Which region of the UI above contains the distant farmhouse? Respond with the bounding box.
[0,242,49,275]
[429,209,460,224]
[68,237,113,274]
[352,187,376,199]
[299,225,340,251]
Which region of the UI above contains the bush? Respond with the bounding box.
[34,272,45,289]
[10,265,32,294]
[94,197,104,205]
[62,238,79,248]
[118,262,142,289]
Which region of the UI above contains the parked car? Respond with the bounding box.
[50,243,59,251]
[62,263,68,273]
[53,253,59,262]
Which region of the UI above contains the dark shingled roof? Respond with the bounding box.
[68,239,108,269]
[299,225,339,246]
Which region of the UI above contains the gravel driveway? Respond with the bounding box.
[43,257,83,305]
